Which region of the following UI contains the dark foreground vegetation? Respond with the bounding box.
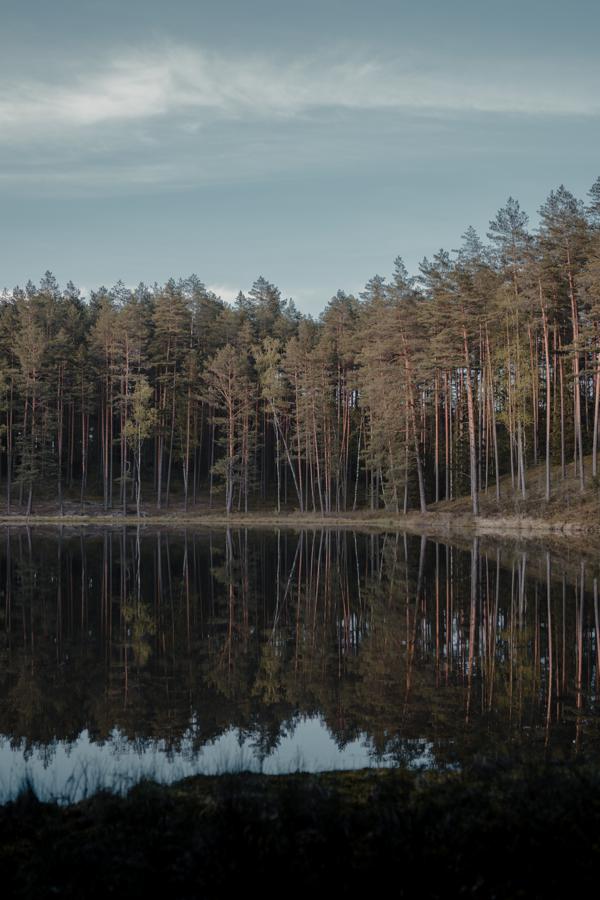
[2,763,600,898]
[4,179,600,519]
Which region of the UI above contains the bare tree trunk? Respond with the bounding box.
[434,370,439,503]
[402,337,427,514]
[463,326,479,516]
[540,288,552,501]
[485,330,500,503]
[567,252,584,490]
[593,340,600,479]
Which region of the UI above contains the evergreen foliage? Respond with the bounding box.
[2,180,600,513]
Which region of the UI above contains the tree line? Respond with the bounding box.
[2,178,600,515]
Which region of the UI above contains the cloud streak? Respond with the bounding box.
[0,44,598,140]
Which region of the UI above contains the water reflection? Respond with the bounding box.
[1,527,599,801]
[0,719,425,804]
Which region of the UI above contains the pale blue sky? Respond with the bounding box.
[1,0,599,311]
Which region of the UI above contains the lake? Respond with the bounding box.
[0,526,598,802]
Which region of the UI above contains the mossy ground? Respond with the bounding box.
[2,763,600,898]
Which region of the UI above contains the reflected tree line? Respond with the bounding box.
[1,528,599,766]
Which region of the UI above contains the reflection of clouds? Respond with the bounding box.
[0,715,404,805]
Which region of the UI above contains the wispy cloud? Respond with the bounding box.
[0,43,597,141]
[0,43,597,196]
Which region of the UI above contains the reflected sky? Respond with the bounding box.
[0,716,430,804]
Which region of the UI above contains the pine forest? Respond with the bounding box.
[3,180,600,518]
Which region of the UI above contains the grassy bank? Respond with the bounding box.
[2,763,600,897]
[0,508,591,535]
[0,455,599,541]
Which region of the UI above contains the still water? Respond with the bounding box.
[0,527,599,801]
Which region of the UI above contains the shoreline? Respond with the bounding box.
[0,508,595,540]
[3,764,600,895]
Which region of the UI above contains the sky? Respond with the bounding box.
[1,0,599,313]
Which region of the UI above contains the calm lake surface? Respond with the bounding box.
[1,526,599,802]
